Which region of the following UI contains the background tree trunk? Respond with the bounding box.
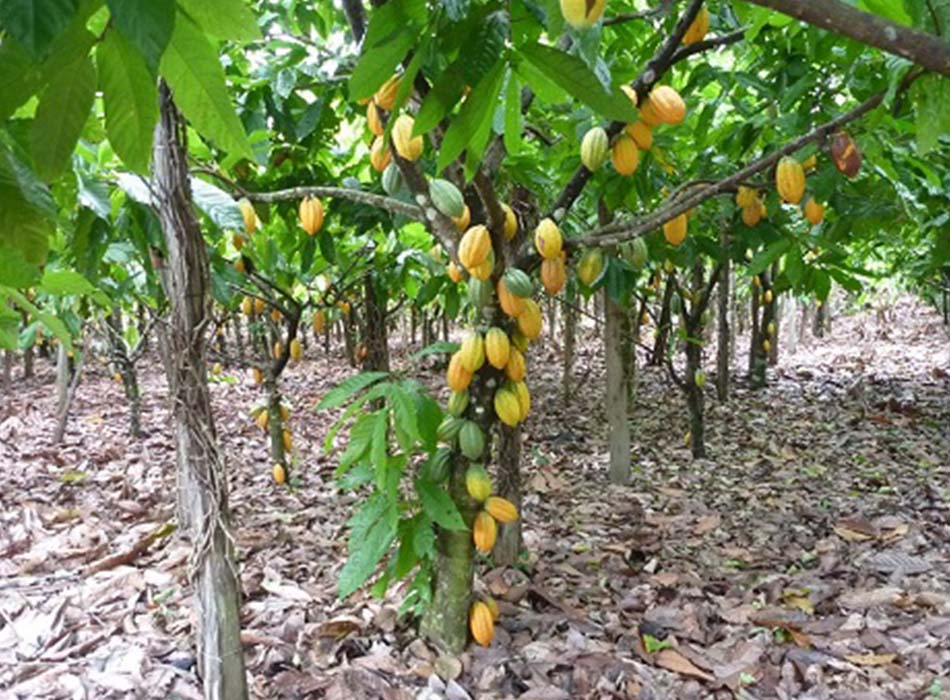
[604,291,631,485]
[561,298,575,406]
[53,343,83,444]
[716,231,731,402]
[492,425,522,565]
[362,273,390,372]
[651,277,674,366]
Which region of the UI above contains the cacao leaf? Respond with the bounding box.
[106,0,175,73]
[319,371,389,409]
[417,478,467,531]
[0,0,79,58]
[339,493,398,598]
[176,0,261,41]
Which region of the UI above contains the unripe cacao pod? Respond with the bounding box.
[776,157,805,204]
[423,448,452,482]
[392,114,423,161]
[485,327,511,369]
[448,261,463,284]
[473,511,498,553]
[448,390,470,417]
[650,86,686,125]
[510,330,529,352]
[580,126,609,171]
[290,338,302,361]
[469,601,494,646]
[763,338,771,353]
[534,219,563,260]
[497,278,526,317]
[628,237,649,268]
[370,136,391,172]
[458,225,492,270]
[541,257,567,295]
[512,380,530,420]
[459,330,486,372]
[763,289,773,304]
[366,101,384,136]
[429,178,465,219]
[272,463,286,484]
[577,249,604,286]
[438,415,464,444]
[485,496,519,523]
[625,121,653,150]
[663,214,688,246]
[485,597,500,620]
[611,134,640,176]
[447,352,473,392]
[465,464,492,501]
[803,198,824,225]
[682,6,710,45]
[505,347,527,382]
[459,421,486,460]
[452,204,471,232]
[239,199,258,235]
[373,74,400,111]
[313,310,326,333]
[382,163,404,195]
[767,321,776,336]
[299,196,325,235]
[516,299,543,340]
[694,369,706,388]
[494,388,522,427]
[502,203,518,240]
[503,269,534,298]
[468,277,493,309]
[559,0,606,29]
[830,131,861,178]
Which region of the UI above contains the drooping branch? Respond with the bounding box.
[669,27,746,63]
[742,0,950,76]
[603,0,674,26]
[242,185,423,221]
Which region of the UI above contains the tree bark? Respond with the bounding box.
[106,310,143,438]
[2,350,12,392]
[650,277,675,366]
[561,298,576,406]
[362,273,390,372]
[53,344,83,444]
[152,82,248,700]
[492,425,522,565]
[604,291,631,485]
[716,230,731,402]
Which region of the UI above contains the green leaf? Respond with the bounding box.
[336,412,377,476]
[459,10,508,87]
[31,53,96,180]
[5,288,72,350]
[913,75,950,154]
[348,27,414,102]
[106,0,175,74]
[40,269,95,295]
[0,39,41,120]
[748,239,793,276]
[372,411,390,487]
[77,170,111,220]
[0,0,79,58]
[408,340,458,361]
[159,14,255,161]
[437,60,505,174]
[0,141,54,266]
[0,245,41,288]
[339,492,398,598]
[389,383,418,450]
[98,28,159,173]
[414,61,467,136]
[517,42,637,123]
[176,0,261,41]
[191,177,244,230]
[319,371,390,409]
[858,0,911,25]
[416,478,467,531]
[504,72,523,156]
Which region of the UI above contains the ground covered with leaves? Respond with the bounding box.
[1,297,948,700]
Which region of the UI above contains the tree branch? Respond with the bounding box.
[669,28,747,63]
[242,185,424,221]
[603,0,674,26]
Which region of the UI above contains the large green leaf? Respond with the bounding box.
[176,0,261,41]
[413,61,467,136]
[159,14,255,160]
[106,0,175,74]
[517,42,638,123]
[0,0,79,58]
[319,371,390,409]
[339,492,399,598]
[913,75,950,154]
[0,39,41,120]
[348,0,426,101]
[39,269,95,295]
[0,245,42,288]
[416,478,467,531]
[98,28,159,173]
[31,53,96,180]
[437,60,505,174]
[0,139,53,266]
[191,177,243,230]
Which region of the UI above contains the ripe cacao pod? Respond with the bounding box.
[682,6,710,45]
[502,203,518,240]
[212,362,222,375]
[776,157,805,204]
[741,205,761,227]
[233,233,246,250]
[273,341,283,360]
[625,120,653,150]
[252,367,263,385]
[622,84,639,107]
[559,0,606,29]
[469,601,494,646]
[470,256,493,282]
[459,421,486,460]
[429,178,465,219]
[448,390,470,417]
[270,308,282,323]
[458,225,492,270]
[497,277,526,317]
[272,463,287,484]
[241,296,253,316]
[505,347,527,382]
[468,277,493,309]
[485,496,519,523]
[541,257,567,295]
[762,339,771,353]
[638,97,663,127]
[580,126,609,171]
[290,338,302,361]
[299,196,325,235]
[511,380,530,420]
[494,388,522,427]
[650,86,686,125]
[473,511,498,553]
[459,330,486,372]
[280,405,290,422]
[313,310,326,333]
[663,214,688,246]
[485,327,511,369]
[611,133,640,176]
[767,321,776,336]
[373,74,400,111]
[736,186,757,208]
[830,131,861,178]
[534,218,563,260]
[438,415,464,444]
[763,289,773,304]
[803,198,824,225]
[452,204,471,232]
[366,101,383,136]
[392,114,423,161]
[503,269,533,298]
[234,258,246,274]
[447,352,473,392]
[802,154,818,172]
[465,464,492,501]
[282,429,293,453]
[448,261,463,284]
[256,410,269,430]
[239,199,258,235]
[577,248,604,286]
[516,299,543,340]
[382,163,404,195]
[370,136,391,172]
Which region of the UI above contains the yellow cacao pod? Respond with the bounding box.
[763,338,771,353]
[802,154,818,172]
[663,214,688,246]
[282,429,293,453]
[502,203,518,240]
[497,277,526,317]
[313,310,326,333]
[516,299,543,340]
[212,362,222,374]
[280,405,290,422]
[741,205,762,227]
[541,257,567,295]
[370,136,391,172]
[485,496,519,523]
[234,258,246,275]
[803,198,825,225]
[494,388,522,427]
[485,597,500,620]
[458,225,492,270]
[638,97,663,127]
[299,196,325,235]
[580,126,609,171]
[273,341,283,360]
[625,121,653,150]
[470,256,493,281]
[453,204,471,232]
[682,6,710,45]
[366,101,383,136]
[763,289,773,304]
[650,85,686,125]
[469,601,494,646]
[465,465,492,502]
[252,367,263,385]
[239,199,258,235]
[270,308,282,323]
[373,74,400,111]
[241,296,253,316]
[576,248,604,286]
[776,156,806,204]
[611,134,640,176]
[485,327,510,369]
[473,511,498,553]
[272,463,286,484]
[392,114,423,161]
[290,338,302,361]
[233,233,247,250]
[512,380,530,420]
[459,330,486,373]
[505,347,527,382]
[534,218,562,260]
[447,351,473,392]
[559,0,606,28]
[256,410,269,430]
[448,261,463,283]
[736,186,757,208]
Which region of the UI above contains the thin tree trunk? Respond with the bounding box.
[363,273,390,372]
[604,291,631,485]
[152,82,248,700]
[106,310,143,438]
[716,230,731,402]
[561,298,575,406]
[767,262,779,365]
[2,350,12,392]
[651,277,675,366]
[53,343,83,444]
[23,345,34,379]
[492,425,522,565]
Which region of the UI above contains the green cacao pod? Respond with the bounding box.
[627,237,649,269]
[422,447,453,482]
[437,416,464,444]
[576,249,604,286]
[503,268,533,298]
[459,421,486,460]
[448,390,469,417]
[465,464,492,502]
[382,163,405,196]
[580,127,609,171]
[429,178,465,219]
[467,278,493,309]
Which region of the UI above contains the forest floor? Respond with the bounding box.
[1,296,948,700]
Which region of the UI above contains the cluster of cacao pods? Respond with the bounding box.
[736,186,768,227]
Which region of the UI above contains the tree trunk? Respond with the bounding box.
[813,298,827,338]
[685,334,705,459]
[106,311,143,438]
[749,273,771,389]
[362,273,390,372]
[767,262,779,366]
[23,345,34,379]
[152,82,248,700]
[604,291,631,485]
[650,276,675,366]
[716,231,731,402]
[53,344,83,444]
[2,350,12,392]
[492,425,522,565]
[561,298,575,406]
